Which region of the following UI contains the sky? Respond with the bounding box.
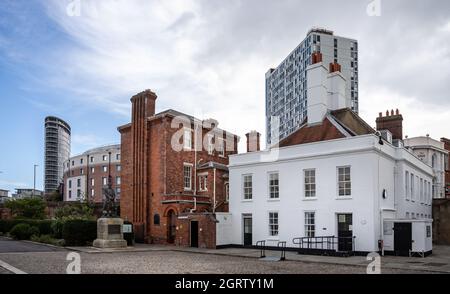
[0,0,450,194]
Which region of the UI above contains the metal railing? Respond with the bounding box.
[278,241,286,261]
[256,240,266,258]
[293,236,356,253]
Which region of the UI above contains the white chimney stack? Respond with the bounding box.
[306,53,329,126]
[307,53,349,126]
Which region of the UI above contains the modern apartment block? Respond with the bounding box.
[44,116,71,194]
[265,28,358,145]
[63,144,121,203]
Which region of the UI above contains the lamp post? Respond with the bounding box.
[33,164,38,197]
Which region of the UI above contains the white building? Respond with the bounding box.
[266,28,358,146]
[403,136,449,199]
[224,55,433,256]
[0,189,9,204]
[12,188,44,199]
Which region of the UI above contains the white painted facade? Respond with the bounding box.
[227,135,433,253]
[403,136,448,199]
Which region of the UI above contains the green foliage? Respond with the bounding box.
[10,223,40,240]
[51,220,64,239]
[4,198,46,219]
[46,190,63,202]
[30,234,65,246]
[62,219,97,246]
[54,202,95,221]
[0,219,53,235]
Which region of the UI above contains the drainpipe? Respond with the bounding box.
[190,197,197,213]
[213,168,216,213]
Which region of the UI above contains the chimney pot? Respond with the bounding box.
[379,112,382,118]
[391,109,394,116]
[396,109,399,115]
[386,110,389,116]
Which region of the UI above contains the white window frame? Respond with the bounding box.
[102,177,107,186]
[116,176,121,185]
[225,182,229,203]
[304,211,315,237]
[268,172,279,199]
[102,166,107,172]
[91,167,95,174]
[217,137,225,157]
[183,163,193,191]
[183,128,192,150]
[198,173,208,192]
[405,171,410,200]
[304,169,316,198]
[243,174,253,200]
[268,212,279,237]
[337,166,351,197]
[410,173,415,201]
[91,178,95,186]
[102,155,107,161]
[207,135,214,155]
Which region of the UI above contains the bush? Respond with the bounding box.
[30,234,65,246]
[10,223,40,240]
[0,219,53,235]
[4,198,46,219]
[54,202,95,221]
[62,220,97,246]
[51,220,64,239]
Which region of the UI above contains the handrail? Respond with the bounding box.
[256,240,266,258]
[277,241,287,261]
[293,236,356,253]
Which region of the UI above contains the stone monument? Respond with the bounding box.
[93,153,127,248]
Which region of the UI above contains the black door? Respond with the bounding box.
[243,217,252,246]
[337,214,353,251]
[190,221,199,248]
[394,222,412,256]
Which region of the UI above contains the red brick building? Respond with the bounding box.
[118,90,239,248]
[441,137,450,198]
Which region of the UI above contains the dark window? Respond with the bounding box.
[154,214,160,225]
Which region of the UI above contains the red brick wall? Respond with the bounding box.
[442,138,450,198]
[375,110,403,140]
[118,90,238,248]
[63,163,121,203]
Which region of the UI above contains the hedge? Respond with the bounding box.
[10,223,40,240]
[62,220,97,246]
[0,219,53,235]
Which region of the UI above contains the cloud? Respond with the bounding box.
[2,0,450,151]
[71,134,115,155]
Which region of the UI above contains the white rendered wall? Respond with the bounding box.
[216,213,233,246]
[228,135,433,252]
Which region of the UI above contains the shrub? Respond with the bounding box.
[0,219,53,235]
[30,234,65,246]
[4,198,46,219]
[51,220,64,239]
[62,220,97,246]
[10,223,40,240]
[54,202,95,221]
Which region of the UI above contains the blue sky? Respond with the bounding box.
[1,0,450,194]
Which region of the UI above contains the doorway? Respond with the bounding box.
[394,222,412,256]
[167,210,176,244]
[337,214,353,251]
[190,221,199,248]
[243,215,253,247]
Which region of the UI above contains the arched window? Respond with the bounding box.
[154,214,160,225]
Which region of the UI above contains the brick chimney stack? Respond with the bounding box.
[131,89,157,121]
[311,52,323,64]
[376,109,403,140]
[245,131,261,152]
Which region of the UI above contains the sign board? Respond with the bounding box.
[123,224,133,233]
[108,224,121,235]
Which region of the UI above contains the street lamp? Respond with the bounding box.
[33,164,38,197]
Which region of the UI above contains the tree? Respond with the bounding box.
[5,198,46,220]
[54,202,95,220]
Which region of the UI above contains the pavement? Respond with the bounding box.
[0,237,449,274]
